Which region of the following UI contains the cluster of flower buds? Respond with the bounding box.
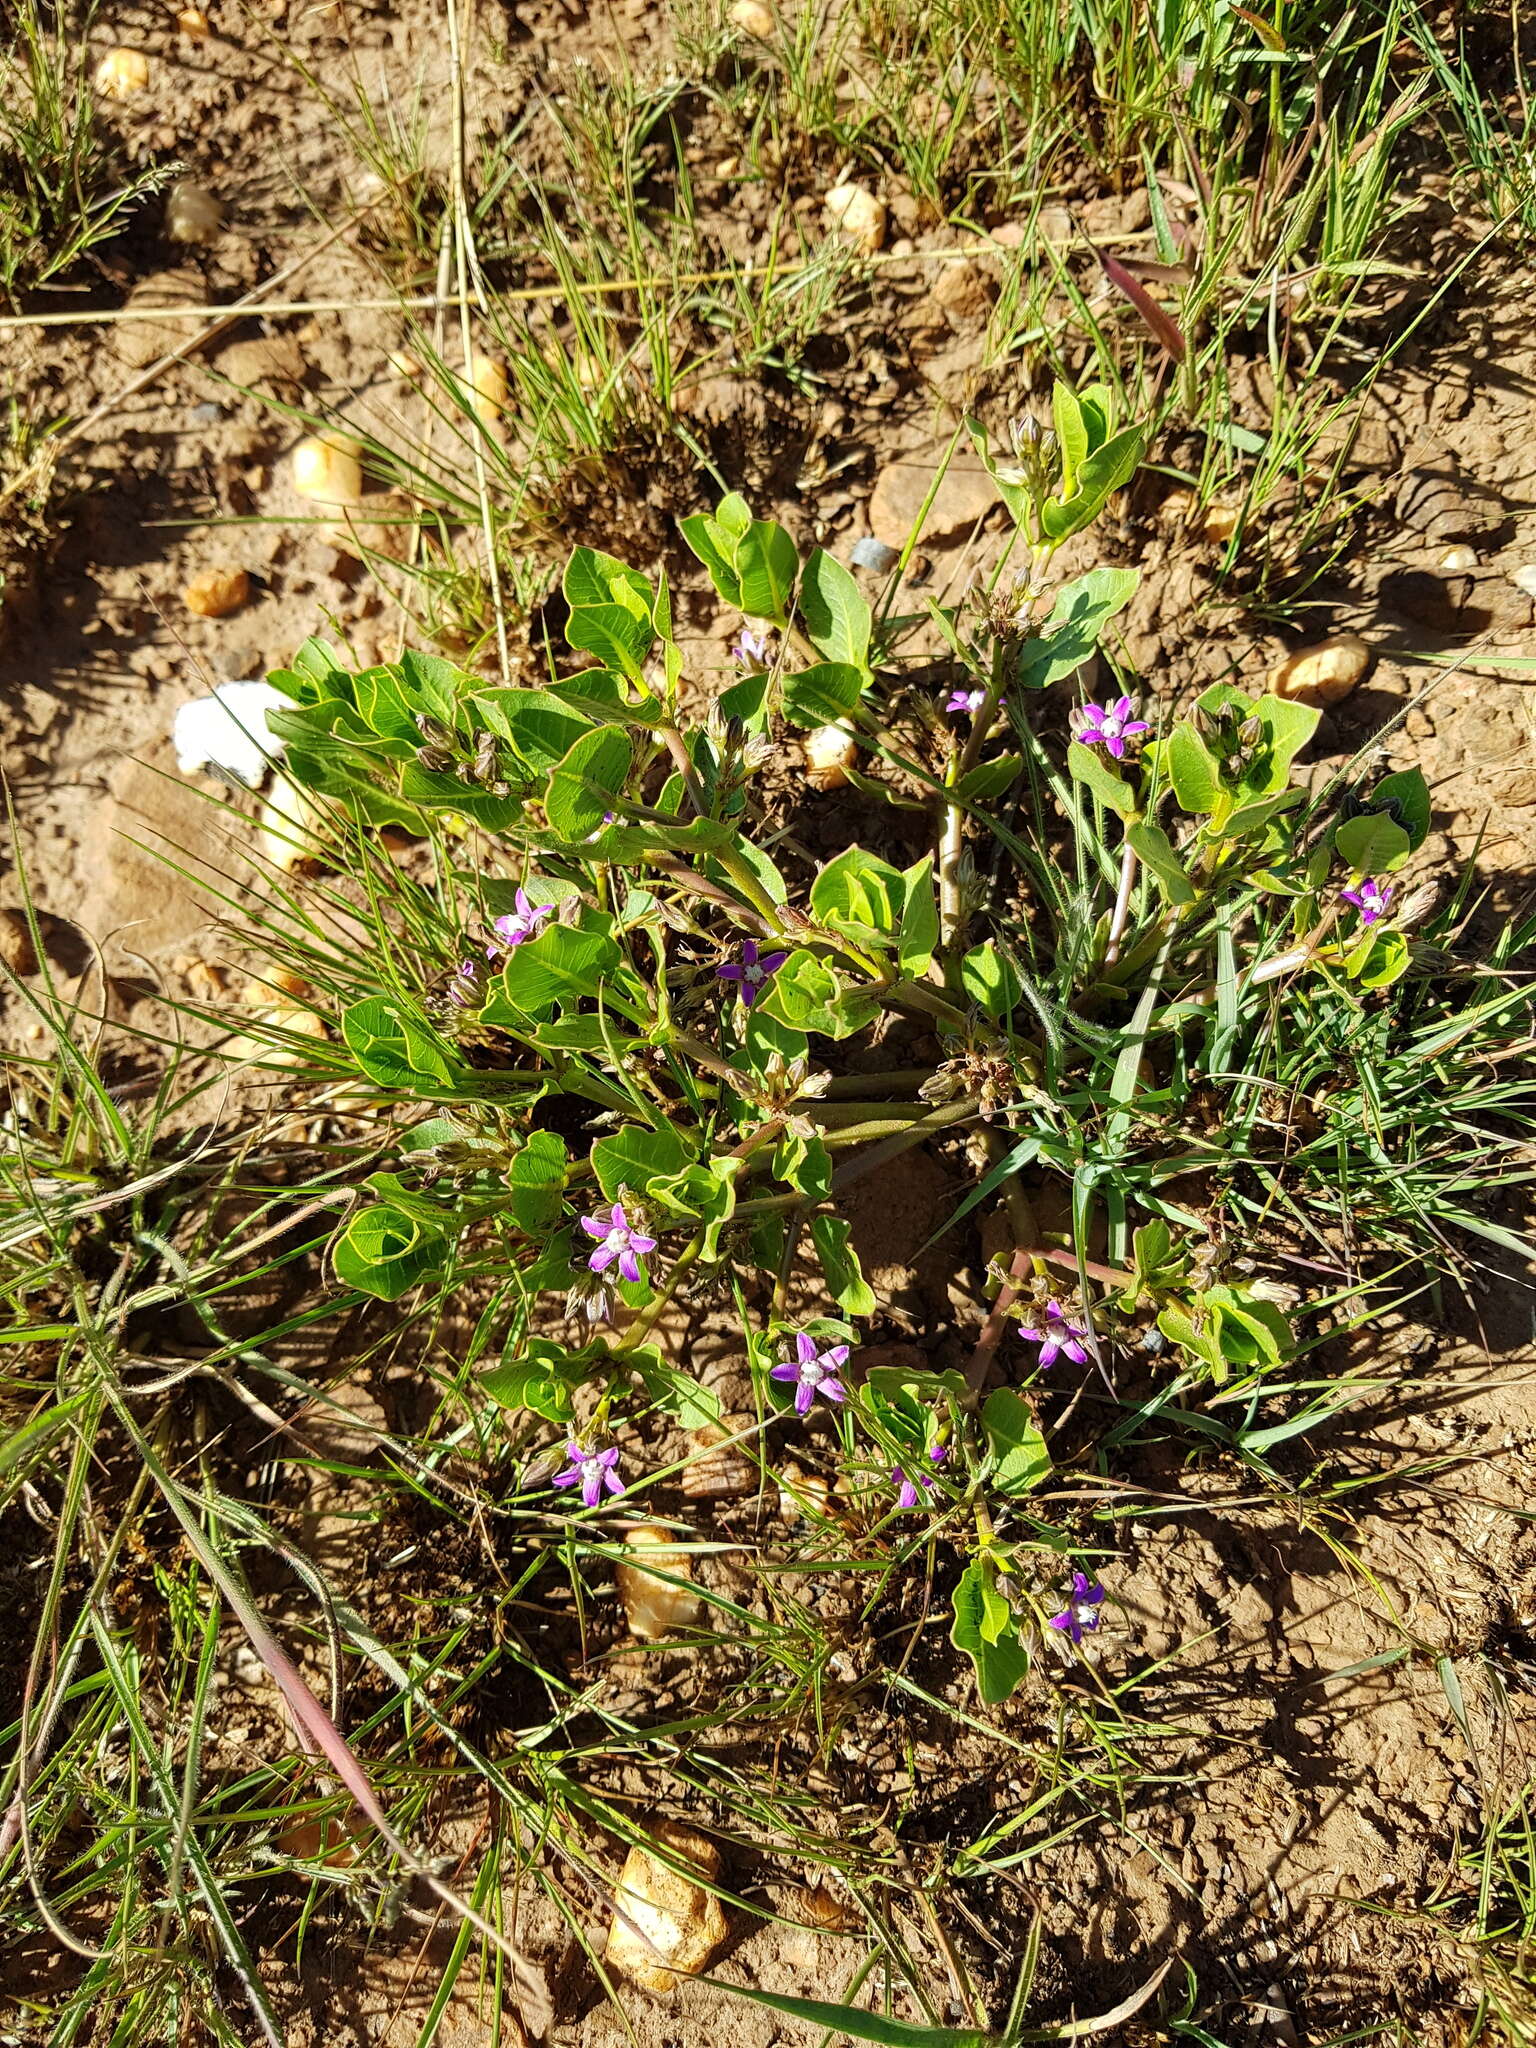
[919,1049,1017,1122]
[705,703,776,800]
[996,412,1062,495]
[1191,699,1267,786]
[414,714,515,800]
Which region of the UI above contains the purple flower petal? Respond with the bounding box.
[589,1243,618,1273]
[795,1332,818,1365]
[579,1216,608,1239]
[618,1250,641,1284]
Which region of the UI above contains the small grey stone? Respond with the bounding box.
[189,401,222,424]
[850,534,899,571]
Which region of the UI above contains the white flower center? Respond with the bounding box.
[744,961,764,985]
[606,1226,628,1249]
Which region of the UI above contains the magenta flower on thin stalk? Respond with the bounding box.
[1075,696,1151,761]
[1341,876,1393,925]
[551,1440,624,1508]
[771,1332,849,1416]
[580,1203,658,1285]
[1048,1570,1105,1645]
[946,688,987,716]
[492,888,554,951]
[1017,1302,1089,1368]
[717,937,789,1008]
[894,1440,948,1509]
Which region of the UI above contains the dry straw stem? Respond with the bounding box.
[0,234,1140,336]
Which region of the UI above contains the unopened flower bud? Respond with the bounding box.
[1395,880,1439,930]
[1238,714,1264,747]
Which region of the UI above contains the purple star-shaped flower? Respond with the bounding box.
[579,1203,658,1285]
[1048,1570,1105,1645]
[1017,1301,1089,1368]
[551,1440,624,1509]
[732,629,773,672]
[492,888,554,951]
[771,1331,849,1416]
[1076,696,1151,761]
[894,1440,948,1509]
[946,688,987,716]
[717,938,789,1008]
[1341,876,1393,925]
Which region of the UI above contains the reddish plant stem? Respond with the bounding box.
[965,1246,1034,1396]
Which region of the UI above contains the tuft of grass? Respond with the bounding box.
[0,0,174,305]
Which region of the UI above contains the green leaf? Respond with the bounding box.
[647,1158,740,1258]
[549,668,660,727]
[800,548,872,669]
[1126,821,1194,904]
[951,1559,1030,1704]
[1067,735,1137,815]
[487,924,622,1022]
[332,1203,447,1300]
[591,1120,694,1200]
[1052,379,1089,499]
[1040,422,1146,542]
[697,1977,993,2048]
[782,663,864,728]
[1157,1300,1226,1377]
[898,857,939,977]
[735,518,800,624]
[1016,567,1140,691]
[960,941,1020,1019]
[341,996,455,1089]
[351,663,419,743]
[473,688,592,774]
[810,846,904,938]
[1129,1218,1177,1294]
[1247,693,1320,793]
[1216,787,1305,839]
[742,1004,809,1075]
[957,754,1022,802]
[1205,1285,1293,1366]
[679,513,743,607]
[507,1131,567,1234]
[773,1129,832,1202]
[630,1349,723,1431]
[478,1354,577,1424]
[1334,811,1411,875]
[809,1213,877,1316]
[397,763,522,829]
[1368,767,1431,851]
[1164,723,1222,814]
[717,666,771,730]
[758,949,881,1038]
[981,1387,1051,1494]
[563,548,656,678]
[1349,927,1410,988]
[546,724,633,839]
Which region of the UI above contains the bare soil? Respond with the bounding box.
[6,0,1536,2042]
